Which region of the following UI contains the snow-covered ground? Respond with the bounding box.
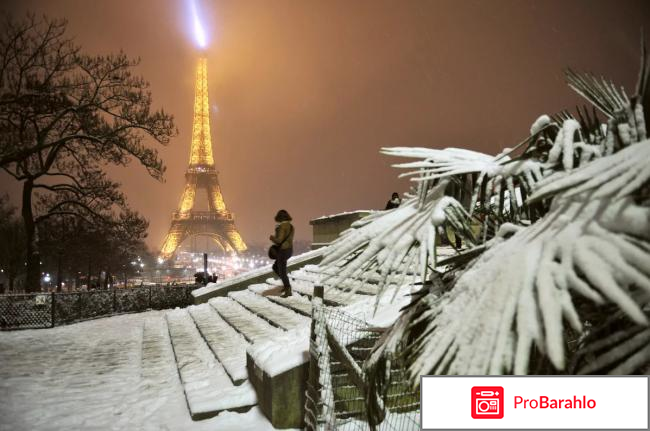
[0,245,432,430]
[0,311,293,431]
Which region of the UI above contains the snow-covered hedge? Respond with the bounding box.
[321,44,650,384]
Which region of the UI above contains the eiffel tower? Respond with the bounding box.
[159,57,246,260]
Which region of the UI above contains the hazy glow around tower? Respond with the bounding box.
[190,0,208,49]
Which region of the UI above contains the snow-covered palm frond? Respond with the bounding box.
[357,44,650,406]
[364,274,447,403]
[383,147,507,180]
[577,329,650,375]
[405,139,650,378]
[565,68,629,119]
[382,144,535,222]
[569,308,650,375]
[530,137,650,203]
[322,76,645,306]
[381,113,601,229]
[320,179,475,299]
[566,60,648,155]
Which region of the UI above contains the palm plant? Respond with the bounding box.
[320,39,650,398]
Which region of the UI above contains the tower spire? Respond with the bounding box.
[190,57,214,166]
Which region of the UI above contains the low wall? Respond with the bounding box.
[309,211,372,249]
[192,249,324,304]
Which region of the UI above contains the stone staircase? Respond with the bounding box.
[141,249,447,425]
[141,267,375,423]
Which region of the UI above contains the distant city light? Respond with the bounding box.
[43,274,51,283]
[169,250,268,282]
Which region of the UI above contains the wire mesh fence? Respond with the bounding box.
[0,284,195,330]
[305,286,420,431]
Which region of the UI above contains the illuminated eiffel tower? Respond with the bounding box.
[159,57,246,260]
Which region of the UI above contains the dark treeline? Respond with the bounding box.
[0,194,153,293]
[0,13,177,292]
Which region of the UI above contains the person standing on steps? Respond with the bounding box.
[270,209,294,297]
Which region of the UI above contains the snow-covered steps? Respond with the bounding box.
[293,267,381,296]
[209,297,282,343]
[298,265,422,296]
[265,293,313,317]
[187,304,249,384]
[141,316,177,388]
[248,282,279,293]
[291,278,363,306]
[229,290,311,331]
[165,309,257,420]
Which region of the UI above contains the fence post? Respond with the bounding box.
[305,285,324,431]
[203,253,208,286]
[148,284,152,309]
[51,292,55,328]
[77,292,82,321]
[112,287,117,313]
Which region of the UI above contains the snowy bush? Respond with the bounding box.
[321,42,650,384]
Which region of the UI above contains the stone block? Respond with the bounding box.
[247,352,309,429]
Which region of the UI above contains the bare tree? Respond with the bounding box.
[0,194,24,293]
[0,14,176,291]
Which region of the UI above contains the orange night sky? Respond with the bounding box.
[1,0,649,249]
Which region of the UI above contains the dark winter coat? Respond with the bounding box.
[385,198,401,210]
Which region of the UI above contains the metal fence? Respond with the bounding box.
[305,286,420,431]
[0,284,195,330]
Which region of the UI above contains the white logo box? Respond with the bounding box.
[421,376,648,430]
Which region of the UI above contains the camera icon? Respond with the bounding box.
[471,386,504,419]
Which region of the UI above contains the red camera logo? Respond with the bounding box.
[471,386,504,419]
